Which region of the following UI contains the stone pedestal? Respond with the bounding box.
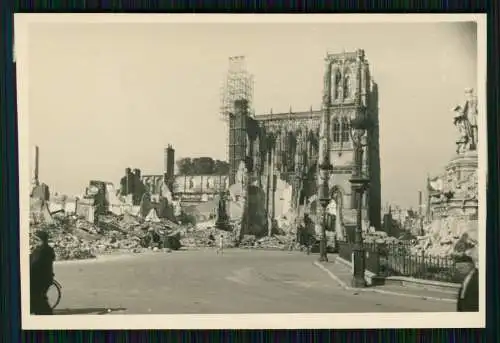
[446,150,478,182]
[431,150,478,219]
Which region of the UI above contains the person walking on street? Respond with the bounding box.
[30,230,56,315]
[216,233,224,255]
[306,235,313,255]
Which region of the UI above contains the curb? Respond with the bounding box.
[334,255,461,293]
[313,261,456,303]
[334,256,379,285]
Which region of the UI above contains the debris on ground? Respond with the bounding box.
[29,209,187,261]
[29,194,339,260]
[409,216,478,258]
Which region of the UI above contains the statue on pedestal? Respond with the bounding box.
[452,88,479,154]
[452,106,471,155]
[465,88,478,148]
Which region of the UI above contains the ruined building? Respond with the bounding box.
[140,145,176,199]
[164,144,175,188]
[139,145,230,204]
[226,49,382,233]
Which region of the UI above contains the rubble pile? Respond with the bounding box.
[179,221,236,248]
[254,236,287,250]
[362,229,401,245]
[275,210,298,235]
[52,234,97,260]
[29,210,189,261]
[409,216,478,258]
[402,217,423,237]
[239,234,257,247]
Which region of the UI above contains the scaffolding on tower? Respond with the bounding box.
[219,56,255,168]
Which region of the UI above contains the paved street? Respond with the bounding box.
[52,249,455,314]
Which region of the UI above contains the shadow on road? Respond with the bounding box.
[53,307,127,315]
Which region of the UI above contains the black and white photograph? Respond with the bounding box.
[16,14,486,329]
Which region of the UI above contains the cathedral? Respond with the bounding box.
[227,49,382,235]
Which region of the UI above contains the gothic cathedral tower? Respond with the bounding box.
[324,49,381,229]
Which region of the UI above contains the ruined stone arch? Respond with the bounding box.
[293,128,308,175]
[300,162,317,204]
[266,131,277,150]
[306,130,317,165]
[265,131,278,171]
[309,129,319,147]
[286,131,297,172]
[295,127,304,140]
[272,130,283,172]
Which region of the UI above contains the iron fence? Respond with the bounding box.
[337,240,465,283]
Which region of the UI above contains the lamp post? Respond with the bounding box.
[316,56,335,262]
[318,170,331,262]
[348,113,370,288]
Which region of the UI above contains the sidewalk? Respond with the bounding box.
[314,257,458,303]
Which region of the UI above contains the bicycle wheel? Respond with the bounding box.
[47,280,62,309]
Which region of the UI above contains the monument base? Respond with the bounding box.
[446,150,478,179]
[430,150,478,220]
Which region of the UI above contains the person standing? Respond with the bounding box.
[208,233,216,248]
[30,230,56,315]
[216,233,224,255]
[457,253,479,312]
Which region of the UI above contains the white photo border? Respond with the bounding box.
[16,13,487,330]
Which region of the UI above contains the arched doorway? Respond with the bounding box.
[329,186,345,241]
[326,199,337,233]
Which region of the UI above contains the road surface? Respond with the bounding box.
[51,249,455,314]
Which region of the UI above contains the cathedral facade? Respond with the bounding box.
[228,49,382,231]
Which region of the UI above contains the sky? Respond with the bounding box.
[23,20,478,208]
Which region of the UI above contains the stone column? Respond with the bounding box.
[265,148,271,232]
[32,145,39,185]
[268,146,276,237]
[241,163,249,242]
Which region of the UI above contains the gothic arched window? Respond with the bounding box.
[307,131,316,163]
[343,70,351,99]
[286,132,297,172]
[333,118,341,142]
[334,70,342,99]
[341,117,350,142]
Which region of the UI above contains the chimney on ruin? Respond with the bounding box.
[33,145,39,185]
[164,144,175,184]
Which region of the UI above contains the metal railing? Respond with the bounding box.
[337,240,465,283]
